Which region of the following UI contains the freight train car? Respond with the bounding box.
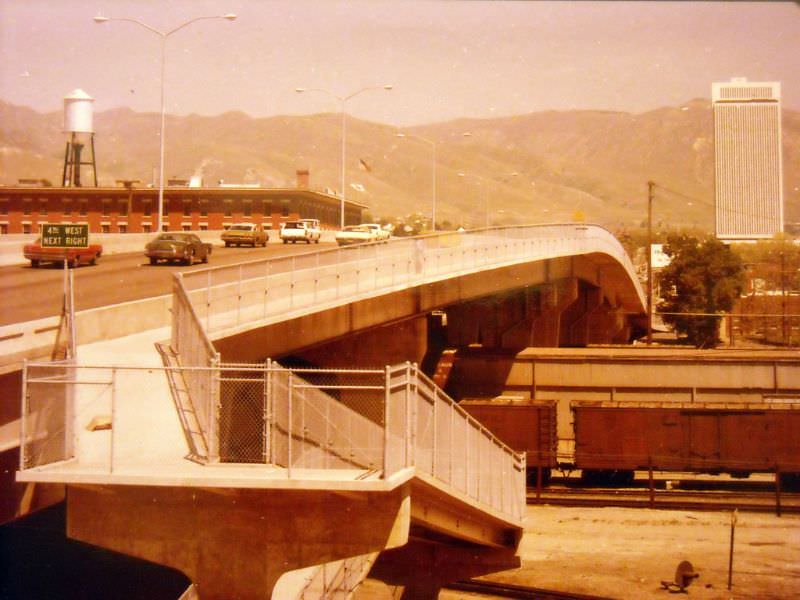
[572,401,800,486]
[459,398,557,484]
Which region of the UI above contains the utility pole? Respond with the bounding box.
[647,181,654,345]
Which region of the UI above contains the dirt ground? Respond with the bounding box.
[357,505,800,599]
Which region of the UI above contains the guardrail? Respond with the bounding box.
[177,225,644,338]
[21,360,526,523]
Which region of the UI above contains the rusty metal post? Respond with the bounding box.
[727,509,738,591]
[535,453,542,501]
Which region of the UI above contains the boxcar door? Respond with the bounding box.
[686,411,721,471]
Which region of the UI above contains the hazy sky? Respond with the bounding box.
[2,1,798,126]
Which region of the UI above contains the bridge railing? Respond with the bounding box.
[178,225,644,337]
[20,360,526,523]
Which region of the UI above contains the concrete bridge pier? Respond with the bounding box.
[66,484,412,600]
[370,540,520,599]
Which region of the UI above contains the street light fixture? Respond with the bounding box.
[396,132,437,231]
[295,85,393,229]
[93,13,237,233]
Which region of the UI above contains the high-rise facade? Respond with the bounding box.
[713,78,783,239]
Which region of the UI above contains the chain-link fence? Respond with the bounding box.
[22,361,77,469]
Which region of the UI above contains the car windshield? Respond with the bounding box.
[343,226,370,232]
[156,234,189,242]
[284,222,304,228]
[230,225,252,231]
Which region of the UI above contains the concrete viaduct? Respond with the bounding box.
[11,224,647,598]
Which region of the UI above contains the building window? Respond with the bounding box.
[200,200,208,217]
[199,223,208,231]
[101,224,110,233]
[281,199,289,216]
[243,199,252,217]
[143,223,152,233]
[118,224,127,233]
[23,223,31,234]
[143,200,152,217]
[182,224,191,231]
[0,201,8,215]
[0,223,8,235]
[39,199,48,215]
[23,200,32,216]
[119,200,128,216]
[63,200,72,216]
[262,201,272,216]
[224,199,233,217]
[183,201,192,217]
[79,200,88,216]
[102,199,111,216]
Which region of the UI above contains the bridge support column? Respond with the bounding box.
[530,278,579,347]
[66,484,411,600]
[370,539,520,599]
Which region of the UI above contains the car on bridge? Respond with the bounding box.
[221,223,268,247]
[23,238,103,268]
[145,233,212,266]
[279,219,321,244]
[334,223,390,246]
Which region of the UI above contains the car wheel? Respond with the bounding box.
[202,252,208,264]
[150,257,158,266]
[224,241,230,248]
[30,259,39,268]
[69,256,80,269]
[89,254,98,265]
[184,250,194,266]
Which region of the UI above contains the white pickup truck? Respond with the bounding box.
[279,219,321,244]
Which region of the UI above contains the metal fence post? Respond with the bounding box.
[263,359,270,464]
[20,360,28,470]
[110,367,117,474]
[383,365,390,479]
[209,354,221,463]
[288,371,293,478]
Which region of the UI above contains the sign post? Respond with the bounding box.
[40,223,87,360]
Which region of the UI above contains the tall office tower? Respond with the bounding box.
[713,78,783,239]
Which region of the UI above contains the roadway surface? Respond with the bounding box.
[0,242,338,326]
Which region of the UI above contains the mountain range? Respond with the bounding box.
[1,99,798,233]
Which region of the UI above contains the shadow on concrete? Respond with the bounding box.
[0,502,191,599]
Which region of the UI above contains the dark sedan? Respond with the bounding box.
[144,233,212,265]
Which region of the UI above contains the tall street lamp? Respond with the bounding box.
[458,169,518,229]
[295,85,393,229]
[396,132,437,231]
[93,13,237,233]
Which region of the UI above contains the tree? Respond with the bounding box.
[658,234,744,348]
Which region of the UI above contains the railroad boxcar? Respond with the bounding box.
[459,398,557,484]
[572,401,800,486]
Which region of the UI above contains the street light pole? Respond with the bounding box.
[396,133,437,231]
[296,85,393,229]
[647,180,655,345]
[93,13,237,233]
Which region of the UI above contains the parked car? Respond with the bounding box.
[334,225,379,246]
[279,219,321,244]
[145,233,212,265]
[23,239,103,268]
[221,223,268,247]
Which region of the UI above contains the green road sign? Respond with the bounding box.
[40,224,89,248]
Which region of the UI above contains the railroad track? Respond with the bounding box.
[444,578,614,599]
[527,485,800,513]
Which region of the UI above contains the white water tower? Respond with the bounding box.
[62,89,98,187]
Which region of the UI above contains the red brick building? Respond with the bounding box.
[0,177,365,235]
